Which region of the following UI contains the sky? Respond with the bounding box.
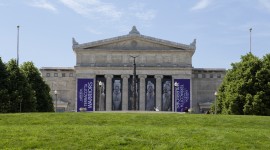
[1,0,270,69]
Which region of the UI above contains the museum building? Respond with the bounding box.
[40,26,226,113]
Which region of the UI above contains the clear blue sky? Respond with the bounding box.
[1,0,270,69]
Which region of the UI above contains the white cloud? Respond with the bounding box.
[129,2,156,21]
[59,0,122,20]
[0,3,7,6]
[30,0,57,13]
[191,0,212,11]
[86,28,102,35]
[134,10,156,21]
[259,0,270,10]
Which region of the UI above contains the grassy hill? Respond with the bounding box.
[0,112,269,149]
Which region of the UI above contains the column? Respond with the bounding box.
[172,76,176,112]
[105,74,113,111]
[121,75,129,111]
[155,75,163,110]
[139,75,146,111]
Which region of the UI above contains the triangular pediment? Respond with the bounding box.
[74,34,196,51]
[86,39,186,50]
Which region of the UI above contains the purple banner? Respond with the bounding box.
[77,78,94,112]
[174,79,190,112]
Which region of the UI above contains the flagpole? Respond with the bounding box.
[250,28,252,53]
[17,25,20,65]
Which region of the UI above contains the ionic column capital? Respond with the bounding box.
[138,74,147,79]
[105,74,113,79]
[121,74,130,79]
[155,75,163,79]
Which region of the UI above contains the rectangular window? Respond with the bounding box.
[210,74,213,78]
[46,73,50,77]
[62,73,66,77]
[217,74,221,78]
[202,74,206,78]
[54,73,58,77]
[69,73,73,77]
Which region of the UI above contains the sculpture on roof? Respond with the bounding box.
[190,39,196,47]
[129,26,140,35]
[72,37,79,46]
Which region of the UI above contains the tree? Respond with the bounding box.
[6,59,36,112]
[0,57,10,112]
[255,54,270,115]
[20,62,54,112]
[216,53,270,115]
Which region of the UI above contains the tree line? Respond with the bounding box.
[0,57,54,113]
[213,53,270,116]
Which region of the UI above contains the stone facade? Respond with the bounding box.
[40,26,226,113]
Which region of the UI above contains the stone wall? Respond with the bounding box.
[192,68,226,113]
[40,67,76,111]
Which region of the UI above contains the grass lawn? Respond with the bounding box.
[0,112,270,150]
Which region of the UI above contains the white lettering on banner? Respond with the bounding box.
[179,85,184,111]
[84,84,88,107]
[176,85,180,109]
[87,82,93,109]
[79,89,83,102]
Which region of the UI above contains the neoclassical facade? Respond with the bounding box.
[40,26,226,113]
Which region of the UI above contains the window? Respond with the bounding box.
[210,74,213,78]
[46,73,50,77]
[62,73,66,77]
[54,73,58,77]
[217,74,221,78]
[69,73,73,77]
[202,74,206,78]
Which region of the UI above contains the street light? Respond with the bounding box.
[54,90,58,112]
[98,81,102,111]
[130,55,138,110]
[214,91,218,114]
[174,81,179,112]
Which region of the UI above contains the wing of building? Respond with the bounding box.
[40,26,226,113]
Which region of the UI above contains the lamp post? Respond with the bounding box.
[98,81,102,111]
[174,81,179,112]
[54,90,58,112]
[130,55,138,110]
[214,91,218,114]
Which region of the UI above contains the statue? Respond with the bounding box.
[162,81,171,111]
[190,39,196,47]
[146,81,155,110]
[72,37,78,46]
[99,82,106,111]
[112,80,122,110]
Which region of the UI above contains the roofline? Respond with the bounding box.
[192,68,226,72]
[40,67,74,71]
[73,34,196,50]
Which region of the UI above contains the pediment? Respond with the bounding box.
[85,39,186,50]
[74,34,195,51]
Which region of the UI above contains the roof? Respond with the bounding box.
[193,68,226,72]
[40,67,74,71]
[72,26,196,50]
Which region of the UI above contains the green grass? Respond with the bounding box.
[0,112,270,150]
